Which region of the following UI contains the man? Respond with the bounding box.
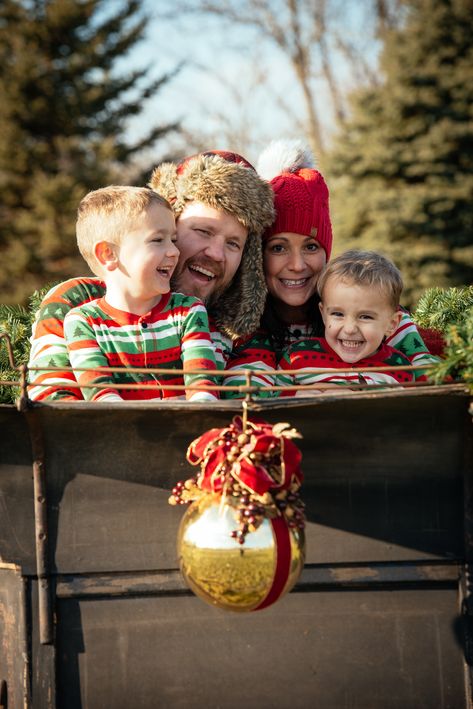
[28,151,275,400]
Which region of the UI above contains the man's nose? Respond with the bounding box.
[204,236,225,262]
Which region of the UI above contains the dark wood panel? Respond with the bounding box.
[56,589,466,709]
[0,566,29,709]
[0,390,469,574]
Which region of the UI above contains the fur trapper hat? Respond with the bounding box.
[149,151,275,339]
[257,140,333,259]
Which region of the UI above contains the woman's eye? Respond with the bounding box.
[152,238,163,243]
[306,242,319,252]
[269,244,285,253]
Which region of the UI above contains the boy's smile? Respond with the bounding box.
[105,203,179,314]
[319,278,402,363]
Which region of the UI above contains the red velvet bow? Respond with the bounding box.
[186,416,303,497]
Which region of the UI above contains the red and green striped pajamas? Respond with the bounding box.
[63,292,218,402]
[278,337,415,394]
[28,277,230,401]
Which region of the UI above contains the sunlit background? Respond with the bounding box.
[0,0,471,306]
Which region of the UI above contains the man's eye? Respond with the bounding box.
[152,238,163,243]
[195,228,210,236]
[228,240,241,250]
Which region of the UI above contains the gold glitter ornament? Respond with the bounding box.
[170,416,306,611]
[178,495,305,612]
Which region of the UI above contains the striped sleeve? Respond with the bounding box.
[64,308,122,402]
[386,309,441,380]
[278,339,414,394]
[28,277,106,400]
[179,299,219,401]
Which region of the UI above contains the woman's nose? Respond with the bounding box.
[288,250,306,271]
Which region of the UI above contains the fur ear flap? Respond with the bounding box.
[212,231,267,339]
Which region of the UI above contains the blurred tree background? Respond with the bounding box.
[0,0,471,308]
[0,0,179,304]
[326,0,473,306]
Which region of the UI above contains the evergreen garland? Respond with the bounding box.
[413,286,473,390]
[0,285,52,404]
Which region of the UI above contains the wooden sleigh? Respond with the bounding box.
[0,350,472,709]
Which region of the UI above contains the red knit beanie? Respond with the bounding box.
[257,140,333,259]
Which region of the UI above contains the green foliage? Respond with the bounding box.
[0,286,51,403]
[327,0,473,307]
[413,285,473,389]
[0,0,179,304]
[428,308,473,390]
[413,285,473,333]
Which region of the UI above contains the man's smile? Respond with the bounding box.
[188,264,217,281]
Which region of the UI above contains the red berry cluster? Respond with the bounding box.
[169,477,200,506]
[231,484,305,545]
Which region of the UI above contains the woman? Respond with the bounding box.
[223,140,439,398]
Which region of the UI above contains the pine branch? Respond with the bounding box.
[0,284,52,404]
[413,286,473,391]
[413,286,473,333]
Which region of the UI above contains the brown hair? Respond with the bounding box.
[317,250,403,310]
[76,185,172,274]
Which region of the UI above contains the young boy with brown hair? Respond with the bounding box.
[63,185,218,401]
[279,250,418,391]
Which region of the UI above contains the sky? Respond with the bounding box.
[119,1,383,166]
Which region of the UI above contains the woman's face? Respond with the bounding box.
[263,232,327,310]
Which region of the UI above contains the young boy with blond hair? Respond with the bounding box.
[63,185,218,402]
[279,250,419,391]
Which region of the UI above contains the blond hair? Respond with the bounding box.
[317,250,403,310]
[76,185,172,274]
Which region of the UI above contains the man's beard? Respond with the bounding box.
[171,260,229,309]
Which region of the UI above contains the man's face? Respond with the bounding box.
[172,202,248,304]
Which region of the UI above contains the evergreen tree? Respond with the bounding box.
[0,0,178,304]
[326,0,473,307]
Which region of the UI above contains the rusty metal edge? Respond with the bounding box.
[15,399,54,647]
[1,382,469,413]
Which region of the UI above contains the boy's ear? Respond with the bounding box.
[385,309,403,338]
[95,241,118,271]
